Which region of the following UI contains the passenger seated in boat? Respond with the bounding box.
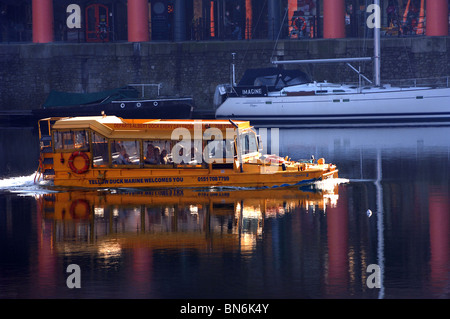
[145,144,162,164]
[160,149,171,164]
[145,144,156,164]
[153,146,161,164]
[116,147,131,165]
[145,144,154,160]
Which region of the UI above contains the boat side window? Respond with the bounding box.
[53,130,88,151]
[170,138,203,167]
[205,139,235,163]
[144,140,173,165]
[111,140,140,166]
[91,132,109,167]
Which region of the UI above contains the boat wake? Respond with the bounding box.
[190,177,350,193]
[0,172,55,196]
[0,173,350,196]
[313,178,350,191]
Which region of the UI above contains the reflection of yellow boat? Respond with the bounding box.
[35,116,338,188]
[37,186,339,252]
[40,186,338,219]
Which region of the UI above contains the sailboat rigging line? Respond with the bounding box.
[346,63,373,84]
[271,7,289,61]
[240,0,268,65]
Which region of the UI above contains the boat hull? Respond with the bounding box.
[50,166,338,189]
[33,98,194,119]
[215,87,450,127]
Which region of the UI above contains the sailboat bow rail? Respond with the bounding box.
[271,57,373,65]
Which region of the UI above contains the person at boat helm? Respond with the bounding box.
[117,146,131,165]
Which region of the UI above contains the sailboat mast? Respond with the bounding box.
[374,0,381,86]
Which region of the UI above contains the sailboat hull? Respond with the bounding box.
[215,86,450,127]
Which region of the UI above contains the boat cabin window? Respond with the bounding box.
[111,140,140,166]
[144,140,173,165]
[171,140,203,166]
[240,130,258,156]
[91,132,109,167]
[53,130,88,151]
[205,139,235,163]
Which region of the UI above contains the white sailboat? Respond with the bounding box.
[214,1,450,127]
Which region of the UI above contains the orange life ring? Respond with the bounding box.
[294,16,306,31]
[68,151,90,174]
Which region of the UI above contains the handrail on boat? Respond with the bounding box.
[346,76,450,88]
[37,117,67,141]
[128,83,162,97]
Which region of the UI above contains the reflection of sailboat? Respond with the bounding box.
[36,186,339,253]
[279,126,450,151]
[374,149,385,299]
[277,125,450,181]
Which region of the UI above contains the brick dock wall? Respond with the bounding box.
[0,37,449,111]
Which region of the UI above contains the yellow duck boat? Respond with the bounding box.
[35,115,338,188]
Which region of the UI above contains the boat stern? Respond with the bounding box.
[213,84,232,113]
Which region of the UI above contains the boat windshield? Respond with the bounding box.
[238,68,311,90]
[254,74,308,90]
[239,130,258,156]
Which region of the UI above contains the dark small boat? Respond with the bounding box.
[33,86,194,119]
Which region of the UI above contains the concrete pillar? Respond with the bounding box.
[174,0,186,41]
[426,0,448,36]
[323,0,345,39]
[32,0,54,43]
[128,0,149,42]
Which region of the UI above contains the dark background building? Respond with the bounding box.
[0,1,448,43]
[1,0,449,112]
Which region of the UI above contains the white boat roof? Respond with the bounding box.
[51,115,251,139]
[57,115,125,124]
